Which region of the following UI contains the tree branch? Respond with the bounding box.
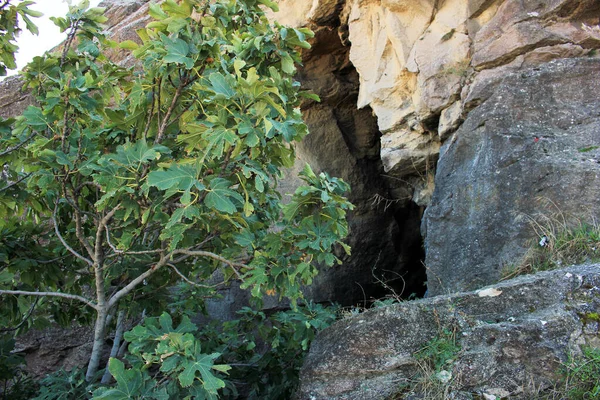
[0,132,36,157]
[107,252,174,310]
[75,209,95,260]
[0,290,98,310]
[53,201,94,267]
[105,227,165,257]
[154,75,196,144]
[173,249,246,279]
[95,206,119,263]
[0,173,31,193]
[0,298,38,333]
[167,263,225,288]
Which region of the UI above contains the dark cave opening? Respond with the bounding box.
[366,201,428,303]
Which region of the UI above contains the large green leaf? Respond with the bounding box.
[208,73,235,99]
[204,178,243,214]
[94,358,143,399]
[22,106,50,129]
[162,37,194,69]
[147,164,201,191]
[204,126,237,158]
[178,352,224,391]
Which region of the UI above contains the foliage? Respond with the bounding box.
[217,302,338,398]
[0,0,351,382]
[91,303,338,399]
[563,346,600,399]
[0,335,38,400]
[502,206,600,280]
[33,368,94,400]
[391,327,461,400]
[414,328,461,373]
[0,0,42,76]
[96,313,230,399]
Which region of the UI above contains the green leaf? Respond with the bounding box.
[147,164,198,191]
[204,178,243,214]
[119,40,139,50]
[205,126,237,158]
[22,106,49,129]
[148,2,168,20]
[0,270,14,284]
[280,53,295,75]
[109,140,168,170]
[178,353,224,392]
[258,0,279,11]
[208,73,235,99]
[94,358,143,399]
[163,37,194,69]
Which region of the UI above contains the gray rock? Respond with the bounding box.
[297,264,600,399]
[423,57,600,296]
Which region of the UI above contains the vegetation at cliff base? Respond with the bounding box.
[0,0,352,397]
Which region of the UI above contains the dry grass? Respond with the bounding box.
[502,200,600,280]
[390,324,462,400]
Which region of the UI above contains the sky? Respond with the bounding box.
[6,0,103,77]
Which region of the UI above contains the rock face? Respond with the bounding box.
[297,264,600,399]
[272,0,600,295]
[13,326,95,379]
[423,57,600,295]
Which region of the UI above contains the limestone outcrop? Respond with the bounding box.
[297,264,600,399]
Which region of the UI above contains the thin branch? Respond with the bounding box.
[0,173,31,193]
[154,75,196,144]
[74,181,102,193]
[101,309,126,384]
[0,289,98,310]
[142,78,157,140]
[75,210,95,260]
[107,252,174,310]
[155,81,184,144]
[173,249,246,279]
[105,227,165,257]
[0,298,38,333]
[167,263,225,288]
[95,206,119,262]
[53,201,94,267]
[0,133,36,157]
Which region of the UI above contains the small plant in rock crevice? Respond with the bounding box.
[390,318,462,400]
[502,200,600,280]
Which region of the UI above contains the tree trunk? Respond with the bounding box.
[86,307,108,381]
[101,309,125,384]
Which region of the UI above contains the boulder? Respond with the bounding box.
[423,57,600,296]
[13,326,94,379]
[297,263,600,399]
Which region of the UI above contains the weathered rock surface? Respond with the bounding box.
[13,326,94,379]
[340,0,600,199]
[0,76,32,119]
[423,57,600,296]
[297,264,600,399]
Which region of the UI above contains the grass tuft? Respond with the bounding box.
[502,200,600,280]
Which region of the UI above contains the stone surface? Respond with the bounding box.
[333,0,600,201]
[13,326,95,379]
[297,264,600,399]
[424,57,600,296]
[0,76,32,119]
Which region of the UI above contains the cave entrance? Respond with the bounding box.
[367,201,427,303]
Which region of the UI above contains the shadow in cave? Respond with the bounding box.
[367,201,428,303]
